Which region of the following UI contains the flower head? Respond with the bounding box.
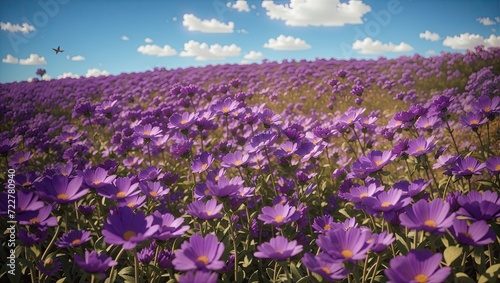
[456,190,500,221]
[191,152,214,173]
[186,198,223,220]
[37,257,61,276]
[151,211,190,241]
[55,230,92,248]
[74,250,117,277]
[17,205,58,227]
[399,198,455,234]
[406,136,436,157]
[449,219,495,246]
[173,233,225,271]
[385,249,451,283]
[302,253,347,282]
[258,203,300,226]
[317,227,372,263]
[451,156,486,178]
[254,236,303,261]
[178,271,218,283]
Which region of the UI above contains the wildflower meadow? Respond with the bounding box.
[1,45,499,283]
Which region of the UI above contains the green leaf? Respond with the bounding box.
[266,267,274,280]
[444,245,463,266]
[296,275,319,283]
[290,262,303,278]
[455,272,477,283]
[248,270,260,283]
[478,263,500,283]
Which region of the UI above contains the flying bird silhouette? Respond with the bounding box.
[53,46,64,54]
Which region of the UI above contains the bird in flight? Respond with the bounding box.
[53,46,64,54]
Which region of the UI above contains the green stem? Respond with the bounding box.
[369,255,381,283]
[109,247,125,282]
[134,249,139,283]
[445,121,460,155]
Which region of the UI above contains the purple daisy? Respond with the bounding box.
[406,136,436,157]
[151,211,190,241]
[459,111,488,130]
[449,219,495,246]
[399,198,456,234]
[134,123,162,139]
[205,176,244,197]
[312,215,335,234]
[366,231,395,253]
[451,156,486,178]
[456,190,500,221]
[139,181,170,198]
[35,175,89,204]
[485,156,500,175]
[302,253,347,281]
[258,203,301,227]
[78,167,116,190]
[16,190,44,213]
[55,230,92,248]
[74,250,118,278]
[385,249,451,283]
[8,151,32,168]
[18,227,48,246]
[392,178,430,197]
[98,176,140,200]
[221,151,250,168]
[350,150,395,178]
[191,152,214,173]
[274,141,299,158]
[168,112,198,130]
[117,194,147,209]
[361,188,411,220]
[254,236,303,261]
[186,198,223,220]
[17,205,58,227]
[316,227,372,263]
[472,95,500,117]
[178,271,218,283]
[102,206,159,250]
[246,130,278,153]
[211,98,240,116]
[172,233,225,271]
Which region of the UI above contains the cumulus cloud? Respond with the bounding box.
[0,22,35,33]
[145,37,153,43]
[57,72,81,79]
[2,54,19,64]
[477,17,496,26]
[352,38,413,54]
[443,33,500,50]
[71,55,85,61]
[263,35,311,50]
[19,54,47,65]
[183,14,234,33]
[137,44,177,57]
[244,50,263,60]
[121,35,129,40]
[261,0,371,26]
[419,30,440,41]
[227,0,250,12]
[179,40,241,61]
[85,68,110,77]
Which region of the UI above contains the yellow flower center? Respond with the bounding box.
[416,147,425,152]
[201,163,208,171]
[22,181,31,186]
[374,160,383,166]
[347,118,353,124]
[123,230,137,241]
[341,249,353,258]
[234,160,243,166]
[66,136,74,141]
[205,211,213,216]
[196,255,209,265]
[467,167,474,172]
[44,259,54,269]
[495,164,500,171]
[323,224,331,231]
[461,232,472,238]
[116,192,126,198]
[104,105,111,110]
[424,220,437,228]
[30,218,40,224]
[275,250,283,254]
[18,157,26,163]
[143,131,151,136]
[484,106,491,112]
[321,266,331,275]
[414,273,429,283]
[222,107,230,113]
[180,119,188,125]
[275,215,285,223]
[381,201,391,207]
[424,123,431,128]
[149,191,158,197]
[72,239,81,245]
[359,193,368,198]
[469,119,479,125]
[127,203,135,208]
[215,175,220,181]
[57,193,68,200]
[92,180,101,185]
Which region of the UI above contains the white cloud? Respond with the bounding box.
[244,50,263,59]
[251,4,256,9]
[352,38,413,54]
[263,35,311,50]
[496,17,500,22]
[121,35,129,40]
[57,72,81,79]
[182,14,234,33]
[145,37,153,43]
[425,50,436,55]
[179,40,241,61]
[0,22,35,34]
[19,54,47,65]
[71,55,85,61]
[227,0,250,12]
[261,0,371,26]
[477,17,496,26]
[2,54,18,64]
[173,17,178,21]
[137,44,177,57]
[85,68,110,77]
[240,59,250,65]
[443,33,500,50]
[419,30,440,41]
[237,29,248,33]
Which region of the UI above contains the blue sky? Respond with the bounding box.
[0,0,499,83]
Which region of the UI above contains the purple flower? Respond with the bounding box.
[274,141,299,158]
[158,250,175,269]
[212,98,239,115]
[392,178,430,197]
[17,205,58,227]
[385,249,451,283]
[178,271,218,283]
[414,115,441,131]
[151,211,190,241]
[74,250,117,277]
[362,188,411,220]
[205,176,243,197]
[98,176,140,200]
[102,207,159,250]
[258,203,300,226]
[459,112,488,129]
[168,112,198,130]
[302,253,347,281]
[312,215,335,234]
[191,152,214,173]
[399,198,455,234]
[258,108,282,127]
[8,151,32,168]
[173,233,225,271]
[406,136,436,157]
[18,227,48,246]
[134,124,162,139]
[55,230,92,248]
[367,231,395,253]
[317,227,372,263]
[139,181,169,198]
[449,219,495,246]
[16,190,44,213]
[221,151,250,167]
[451,156,486,178]
[485,156,500,175]
[117,194,147,209]
[254,236,303,260]
[137,246,155,264]
[456,190,500,221]
[138,166,162,181]
[186,198,223,220]
[246,130,277,153]
[78,167,116,189]
[38,257,61,276]
[350,150,395,178]
[336,108,365,131]
[472,95,500,116]
[35,175,89,204]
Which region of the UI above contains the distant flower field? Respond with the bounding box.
[1,45,499,283]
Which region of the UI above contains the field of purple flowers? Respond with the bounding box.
[1,45,499,283]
